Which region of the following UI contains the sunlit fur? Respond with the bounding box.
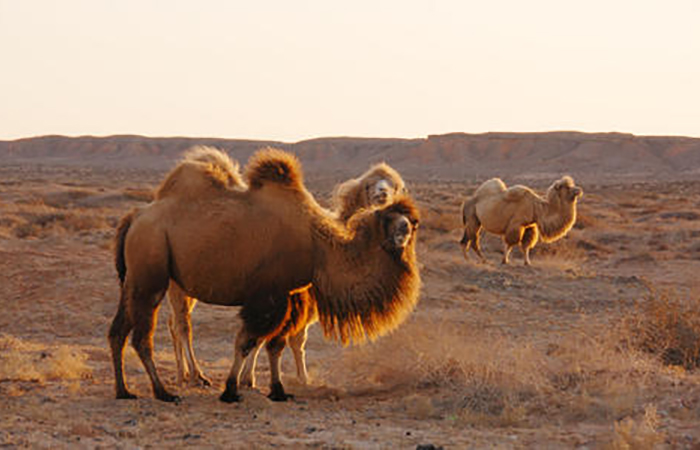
[314,197,420,344]
[109,148,421,402]
[156,146,246,200]
[161,150,410,387]
[460,176,582,265]
[332,162,406,222]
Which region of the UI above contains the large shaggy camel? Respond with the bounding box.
[109,148,421,403]
[163,151,409,389]
[459,176,582,265]
[235,160,408,388]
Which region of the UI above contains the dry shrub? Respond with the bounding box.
[606,404,665,450]
[620,291,700,369]
[329,312,672,429]
[322,319,550,426]
[0,334,92,383]
[3,201,113,238]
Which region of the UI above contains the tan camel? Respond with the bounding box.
[109,148,421,403]
[332,162,406,222]
[157,146,248,387]
[459,176,582,265]
[163,151,409,389]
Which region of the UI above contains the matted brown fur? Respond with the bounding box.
[156,146,245,199]
[245,147,304,190]
[315,196,421,344]
[166,158,411,387]
[332,162,406,222]
[109,148,421,401]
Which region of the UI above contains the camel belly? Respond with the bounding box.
[167,231,314,306]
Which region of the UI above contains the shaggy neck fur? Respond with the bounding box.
[534,188,578,243]
[309,200,421,345]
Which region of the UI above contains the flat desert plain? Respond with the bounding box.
[2,148,700,448]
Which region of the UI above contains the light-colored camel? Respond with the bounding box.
[109,148,421,403]
[164,151,408,389]
[459,176,583,265]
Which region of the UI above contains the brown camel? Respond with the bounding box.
[109,148,421,403]
[162,150,409,389]
[459,176,582,265]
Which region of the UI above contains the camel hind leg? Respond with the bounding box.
[108,292,136,399]
[460,220,485,262]
[240,340,265,388]
[288,324,310,384]
[167,283,211,387]
[130,287,180,402]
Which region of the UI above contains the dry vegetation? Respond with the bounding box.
[1,167,700,448]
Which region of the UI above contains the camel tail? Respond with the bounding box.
[245,147,304,190]
[114,209,138,285]
[461,196,477,226]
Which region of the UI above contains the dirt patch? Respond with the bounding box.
[2,167,700,448]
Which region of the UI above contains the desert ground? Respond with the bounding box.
[2,156,700,449]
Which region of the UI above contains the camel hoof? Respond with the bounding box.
[219,390,241,403]
[240,378,256,389]
[156,391,181,403]
[116,391,137,400]
[189,374,212,388]
[268,382,293,402]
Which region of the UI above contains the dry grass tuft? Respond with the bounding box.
[621,291,700,369]
[0,334,92,383]
[321,314,669,428]
[1,199,116,239]
[606,404,666,450]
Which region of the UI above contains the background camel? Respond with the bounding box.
[109,148,421,403]
[164,150,409,389]
[460,176,582,265]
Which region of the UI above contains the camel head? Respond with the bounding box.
[548,176,583,204]
[363,162,407,207]
[375,196,420,261]
[368,178,393,205]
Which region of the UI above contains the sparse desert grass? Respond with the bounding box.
[0,334,92,383]
[323,316,665,428]
[1,200,115,239]
[606,404,665,450]
[620,290,700,369]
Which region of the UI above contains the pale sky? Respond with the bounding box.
[1,0,699,141]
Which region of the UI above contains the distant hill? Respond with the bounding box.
[2,132,699,184]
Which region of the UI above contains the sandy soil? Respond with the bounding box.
[1,165,700,449]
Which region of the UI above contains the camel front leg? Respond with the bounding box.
[502,226,523,265]
[266,336,293,401]
[220,327,260,403]
[520,226,539,266]
[288,325,310,384]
